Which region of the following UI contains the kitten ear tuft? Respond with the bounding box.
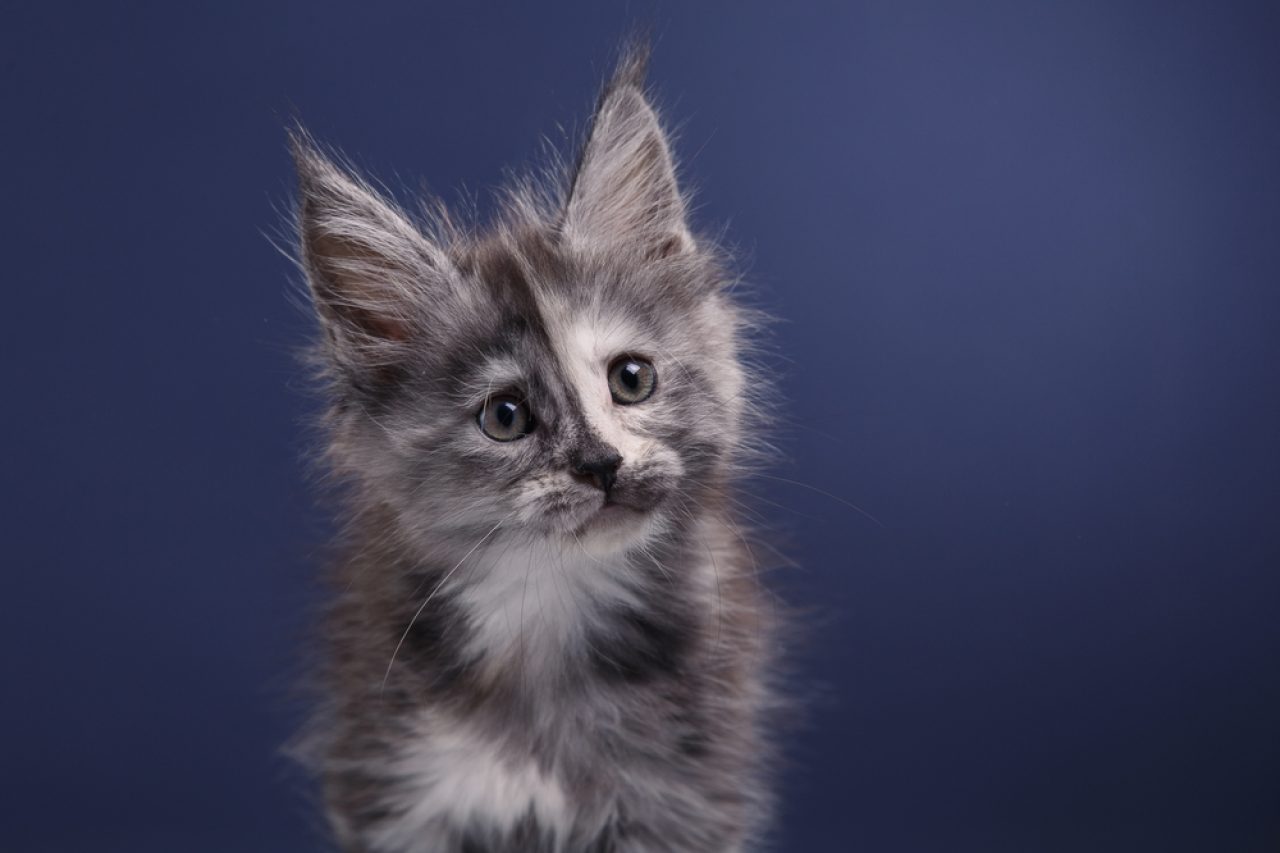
[290,129,454,370]
[607,37,652,93]
[563,44,693,258]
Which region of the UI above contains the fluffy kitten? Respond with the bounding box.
[290,45,779,853]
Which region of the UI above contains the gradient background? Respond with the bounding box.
[4,2,1279,851]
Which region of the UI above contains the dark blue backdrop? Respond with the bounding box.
[4,2,1278,851]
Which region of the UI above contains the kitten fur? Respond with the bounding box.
[290,44,780,853]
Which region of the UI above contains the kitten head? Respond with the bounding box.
[293,48,753,560]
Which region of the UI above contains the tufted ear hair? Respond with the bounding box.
[562,45,693,259]
[291,130,457,377]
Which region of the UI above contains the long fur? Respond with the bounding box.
[287,43,782,853]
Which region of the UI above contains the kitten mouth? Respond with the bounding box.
[573,498,643,535]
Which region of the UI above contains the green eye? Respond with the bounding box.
[607,356,657,405]
[478,394,534,441]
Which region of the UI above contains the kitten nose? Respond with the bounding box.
[572,451,623,495]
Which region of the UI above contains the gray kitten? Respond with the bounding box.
[290,45,779,853]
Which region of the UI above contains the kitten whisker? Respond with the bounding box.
[518,538,533,674]
[702,537,725,656]
[753,472,883,527]
[381,512,513,690]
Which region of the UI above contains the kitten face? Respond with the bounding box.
[294,52,748,563]
[342,233,744,560]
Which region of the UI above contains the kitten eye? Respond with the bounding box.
[477,394,534,442]
[607,356,657,405]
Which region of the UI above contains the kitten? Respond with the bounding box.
[289,45,779,853]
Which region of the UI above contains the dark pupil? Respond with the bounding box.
[495,401,517,429]
[620,362,641,390]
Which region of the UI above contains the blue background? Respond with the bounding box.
[4,2,1279,850]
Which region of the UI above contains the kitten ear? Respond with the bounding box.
[291,131,453,370]
[563,46,693,258]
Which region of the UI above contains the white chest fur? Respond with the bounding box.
[454,538,640,681]
[368,715,570,852]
